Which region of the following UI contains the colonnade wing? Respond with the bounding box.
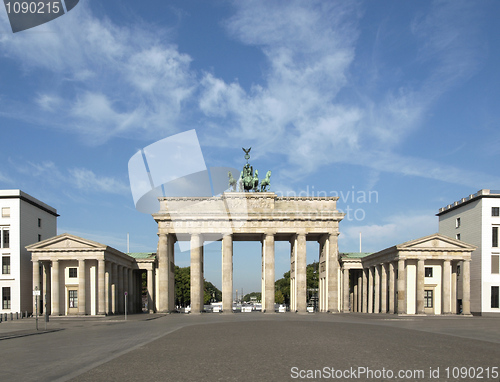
[346,233,475,316]
[27,233,143,316]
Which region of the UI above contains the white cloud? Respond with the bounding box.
[0,171,13,184]
[198,0,489,187]
[0,1,492,189]
[0,2,195,143]
[69,168,129,195]
[9,159,129,196]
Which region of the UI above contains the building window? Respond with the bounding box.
[492,255,500,274]
[456,234,461,241]
[493,227,499,248]
[1,207,10,218]
[38,218,41,228]
[68,290,78,308]
[2,287,11,309]
[2,256,10,275]
[492,286,500,309]
[493,207,499,217]
[38,234,41,242]
[425,267,433,277]
[424,290,433,308]
[457,265,461,276]
[456,217,461,228]
[69,268,77,278]
[2,229,9,249]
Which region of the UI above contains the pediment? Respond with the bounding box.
[397,233,475,251]
[27,233,105,251]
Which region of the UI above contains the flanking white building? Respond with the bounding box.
[0,190,58,315]
[27,234,152,316]
[341,234,475,315]
[438,189,500,316]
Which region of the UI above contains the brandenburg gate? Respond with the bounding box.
[153,192,344,314]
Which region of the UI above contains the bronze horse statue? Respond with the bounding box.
[228,171,238,191]
[260,170,271,192]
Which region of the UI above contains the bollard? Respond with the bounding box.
[10,312,13,321]
[4,313,7,321]
[0,314,2,322]
[16,312,18,320]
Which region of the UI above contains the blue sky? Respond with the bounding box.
[1,0,499,294]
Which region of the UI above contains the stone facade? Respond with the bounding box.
[438,189,500,315]
[25,195,476,317]
[26,234,153,316]
[153,192,344,313]
[340,234,475,315]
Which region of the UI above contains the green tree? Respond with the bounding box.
[274,270,290,304]
[174,266,191,307]
[243,292,261,302]
[174,266,222,307]
[307,261,319,305]
[274,262,320,306]
[275,290,285,304]
[204,281,222,304]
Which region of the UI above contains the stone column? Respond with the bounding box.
[98,259,106,315]
[123,267,129,313]
[357,271,362,313]
[462,260,471,315]
[147,267,154,313]
[52,260,60,316]
[43,262,51,315]
[368,267,374,313]
[117,265,124,314]
[374,265,380,314]
[388,262,395,314]
[290,236,297,312]
[416,259,425,314]
[451,263,457,314]
[353,284,358,312]
[128,268,134,313]
[263,233,275,313]
[112,263,117,314]
[157,233,167,312]
[442,260,451,315]
[168,238,175,311]
[381,263,388,313]
[105,262,111,314]
[222,234,233,313]
[78,259,86,315]
[327,233,339,313]
[343,268,350,312]
[136,272,142,312]
[362,269,368,313]
[33,260,40,315]
[296,233,307,313]
[158,233,175,312]
[397,259,406,314]
[190,234,204,314]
